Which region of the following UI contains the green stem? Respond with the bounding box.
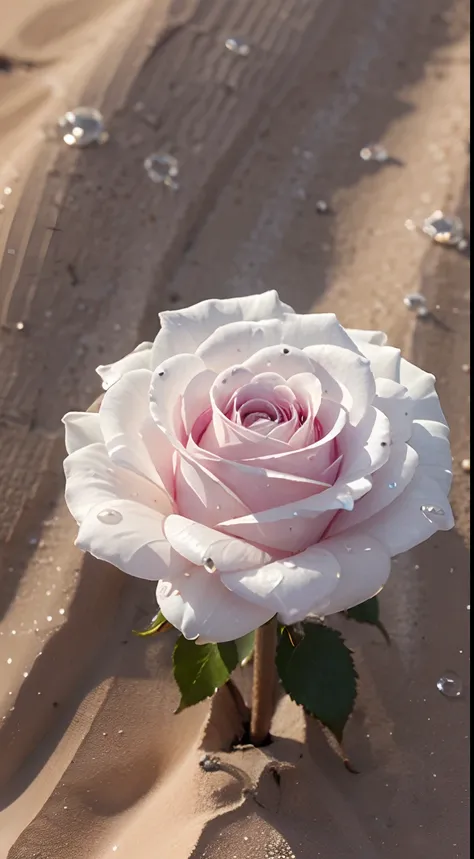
[250,618,277,746]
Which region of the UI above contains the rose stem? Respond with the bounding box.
[249,618,277,746]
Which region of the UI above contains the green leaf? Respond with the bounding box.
[132,610,171,637]
[235,631,255,664]
[173,637,240,712]
[345,597,390,644]
[276,623,358,741]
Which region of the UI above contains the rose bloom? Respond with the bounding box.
[63,292,453,642]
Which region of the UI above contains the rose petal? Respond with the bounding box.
[374,378,413,443]
[329,442,419,536]
[356,472,454,555]
[409,419,452,493]
[346,329,388,347]
[304,344,375,424]
[163,515,271,570]
[151,290,293,368]
[150,353,207,439]
[158,566,274,642]
[175,455,250,527]
[318,533,391,615]
[76,498,188,581]
[63,411,103,454]
[356,343,401,381]
[399,358,448,425]
[96,342,152,389]
[64,443,171,524]
[220,545,341,624]
[99,369,168,488]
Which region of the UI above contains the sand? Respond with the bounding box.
[0,0,470,856]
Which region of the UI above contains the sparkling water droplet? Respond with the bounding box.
[58,107,106,148]
[360,143,389,162]
[436,670,462,698]
[416,306,430,319]
[315,199,329,213]
[283,560,297,569]
[203,557,217,573]
[4,186,13,196]
[7,658,12,665]
[144,153,179,189]
[225,37,250,56]
[420,504,445,521]
[422,210,465,246]
[403,292,426,311]
[97,508,123,525]
[388,482,397,489]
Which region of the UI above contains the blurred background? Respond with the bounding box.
[0,1,470,857]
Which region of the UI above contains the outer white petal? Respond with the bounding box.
[96,342,153,390]
[356,342,401,381]
[151,290,293,368]
[329,442,419,536]
[374,378,413,443]
[63,411,103,454]
[220,545,341,624]
[409,419,453,493]
[346,328,388,347]
[399,358,448,425]
[356,472,454,556]
[303,344,375,424]
[64,443,171,524]
[99,369,168,490]
[158,566,274,642]
[318,533,391,615]
[149,353,207,437]
[163,515,271,571]
[76,497,188,581]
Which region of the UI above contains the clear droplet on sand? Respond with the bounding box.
[144,153,179,189]
[437,670,462,698]
[403,293,426,311]
[315,199,329,213]
[58,107,107,148]
[225,37,250,56]
[422,210,465,246]
[360,143,389,162]
[97,509,123,525]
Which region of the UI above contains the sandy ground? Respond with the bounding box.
[0,0,470,857]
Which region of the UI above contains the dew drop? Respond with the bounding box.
[7,658,12,665]
[422,210,465,246]
[360,143,389,162]
[144,153,179,189]
[315,199,329,213]
[225,37,250,56]
[420,504,445,521]
[46,616,53,622]
[97,508,123,525]
[203,557,217,574]
[436,670,462,698]
[59,608,65,616]
[58,107,106,148]
[23,672,29,678]
[388,482,397,489]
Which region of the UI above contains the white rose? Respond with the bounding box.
[63,291,453,642]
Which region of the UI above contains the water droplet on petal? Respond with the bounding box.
[225,37,250,56]
[437,670,462,698]
[58,107,106,148]
[388,482,397,489]
[420,504,445,522]
[203,557,217,573]
[97,509,123,525]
